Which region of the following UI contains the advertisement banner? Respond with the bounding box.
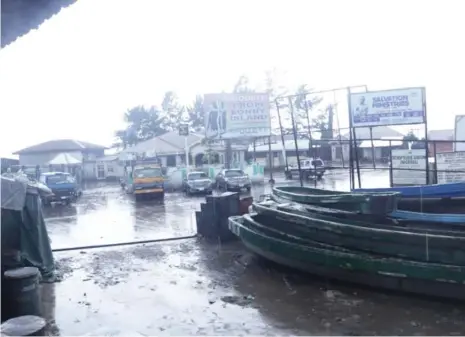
[436,151,465,184]
[350,88,425,127]
[204,93,271,139]
[391,149,427,186]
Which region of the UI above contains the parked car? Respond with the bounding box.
[215,169,252,192]
[286,157,326,180]
[183,171,213,195]
[39,172,82,205]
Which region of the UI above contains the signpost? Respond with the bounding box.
[390,149,427,186]
[436,151,465,183]
[179,123,190,173]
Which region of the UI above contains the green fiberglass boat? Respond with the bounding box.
[228,214,465,301]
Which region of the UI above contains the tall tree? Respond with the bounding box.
[264,68,290,134]
[293,84,323,134]
[160,91,183,130]
[186,95,205,130]
[233,75,254,93]
[114,105,166,148]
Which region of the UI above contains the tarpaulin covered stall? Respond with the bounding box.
[1,175,56,281]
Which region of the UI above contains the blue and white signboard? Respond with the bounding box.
[350,88,425,127]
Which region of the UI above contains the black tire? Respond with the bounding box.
[246,186,251,192]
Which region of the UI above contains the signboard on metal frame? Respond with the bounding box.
[349,87,426,127]
[204,93,271,140]
[390,149,427,186]
[436,151,465,184]
[454,115,465,152]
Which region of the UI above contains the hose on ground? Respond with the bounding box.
[52,234,197,252]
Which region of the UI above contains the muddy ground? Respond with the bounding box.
[41,169,465,336]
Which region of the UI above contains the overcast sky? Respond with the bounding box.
[0,0,463,157]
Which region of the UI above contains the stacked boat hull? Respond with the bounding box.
[229,215,465,301]
[228,185,465,300]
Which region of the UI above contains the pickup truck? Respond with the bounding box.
[285,157,326,180]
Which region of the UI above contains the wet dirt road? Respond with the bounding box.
[42,170,465,336]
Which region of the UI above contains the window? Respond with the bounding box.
[133,167,162,178]
[224,170,245,177]
[311,159,324,167]
[107,165,114,173]
[188,172,208,180]
[46,174,75,184]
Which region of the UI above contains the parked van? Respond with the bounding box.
[39,172,82,205]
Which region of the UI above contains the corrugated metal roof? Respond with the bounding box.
[47,152,82,165]
[341,126,404,140]
[428,129,454,140]
[359,140,403,148]
[121,131,203,156]
[248,139,320,152]
[14,139,107,154]
[95,155,120,162]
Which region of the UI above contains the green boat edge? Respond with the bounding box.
[272,186,401,214]
[252,201,465,266]
[228,215,465,301]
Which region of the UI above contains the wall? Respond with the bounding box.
[429,142,453,156]
[331,144,350,162]
[190,142,207,158]
[82,160,124,180]
[19,150,83,166]
[163,163,265,190]
[82,162,95,179]
[82,149,105,161]
[362,147,382,159]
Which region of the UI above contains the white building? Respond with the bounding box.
[119,131,249,168]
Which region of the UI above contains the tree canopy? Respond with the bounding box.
[114,72,337,149]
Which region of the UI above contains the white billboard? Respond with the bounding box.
[350,88,425,127]
[204,93,271,139]
[391,149,427,186]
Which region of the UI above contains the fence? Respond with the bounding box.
[327,138,465,188]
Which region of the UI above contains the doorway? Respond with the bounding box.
[97,164,105,179]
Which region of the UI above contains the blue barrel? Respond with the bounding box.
[1,315,46,336]
[2,267,41,321]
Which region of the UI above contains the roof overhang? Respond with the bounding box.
[1,0,76,48]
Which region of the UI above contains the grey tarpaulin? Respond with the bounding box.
[1,175,28,211]
[1,176,56,281]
